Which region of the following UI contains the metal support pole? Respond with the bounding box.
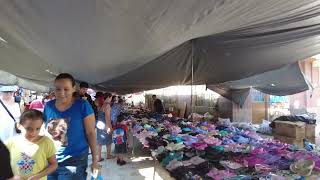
[191,41,194,115]
[132,134,135,157]
[153,157,156,180]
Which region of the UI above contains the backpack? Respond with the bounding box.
[112,126,127,144]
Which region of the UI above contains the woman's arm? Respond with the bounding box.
[27,155,57,180]
[84,114,98,171]
[104,105,112,132]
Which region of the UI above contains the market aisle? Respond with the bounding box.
[87,146,174,180]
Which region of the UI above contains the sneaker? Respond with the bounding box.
[117,159,121,165]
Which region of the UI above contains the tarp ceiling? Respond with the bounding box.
[1,0,320,95]
[207,62,312,106]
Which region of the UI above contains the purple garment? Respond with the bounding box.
[182,135,198,146]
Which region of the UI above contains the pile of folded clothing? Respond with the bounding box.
[127,110,320,179]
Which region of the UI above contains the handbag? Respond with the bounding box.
[0,99,21,133]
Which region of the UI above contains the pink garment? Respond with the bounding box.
[207,168,236,180]
[203,136,221,145]
[255,164,273,173]
[206,124,216,131]
[192,143,208,150]
[224,144,246,152]
[196,134,206,141]
[243,156,266,167]
[250,147,267,155]
[29,99,44,111]
[315,159,320,171]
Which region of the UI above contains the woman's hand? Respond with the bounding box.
[91,160,99,174]
[106,126,111,134]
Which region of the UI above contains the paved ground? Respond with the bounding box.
[86,137,174,180]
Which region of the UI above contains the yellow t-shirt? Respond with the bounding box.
[6,136,56,180]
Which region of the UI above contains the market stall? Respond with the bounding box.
[124,109,320,179]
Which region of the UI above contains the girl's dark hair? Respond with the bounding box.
[117,113,125,123]
[20,109,44,125]
[55,73,76,87]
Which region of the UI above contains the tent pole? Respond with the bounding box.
[191,41,194,115]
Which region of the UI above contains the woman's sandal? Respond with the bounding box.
[98,158,104,162]
[106,155,115,159]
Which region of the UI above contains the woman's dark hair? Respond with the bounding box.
[20,109,44,125]
[95,92,105,107]
[55,73,76,87]
[104,92,112,99]
[117,113,125,123]
[111,95,117,102]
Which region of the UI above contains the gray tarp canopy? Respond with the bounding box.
[1,0,320,96]
[207,63,313,106]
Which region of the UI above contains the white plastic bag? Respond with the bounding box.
[258,120,272,135]
[218,117,231,126]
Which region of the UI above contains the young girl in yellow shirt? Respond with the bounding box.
[6,109,57,180]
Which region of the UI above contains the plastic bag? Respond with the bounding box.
[218,117,231,127]
[204,112,214,121]
[188,113,204,121]
[258,120,272,135]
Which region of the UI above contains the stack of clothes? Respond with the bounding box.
[126,111,320,180]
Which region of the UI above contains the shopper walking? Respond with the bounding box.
[95,92,114,161]
[0,86,21,141]
[43,73,98,180]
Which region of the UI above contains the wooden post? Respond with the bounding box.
[265,94,270,121]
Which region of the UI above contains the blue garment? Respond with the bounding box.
[195,128,208,134]
[222,138,235,145]
[111,103,123,125]
[150,113,163,120]
[168,135,183,143]
[232,135,249,144]
[182,128,191,132]
[96,110,112,145]
[304,139,314,151]
[44,99,94,163]
[48,154,88,180]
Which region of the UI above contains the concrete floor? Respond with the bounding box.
[86,141,174,180]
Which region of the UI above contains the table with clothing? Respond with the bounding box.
[125,110,320,180]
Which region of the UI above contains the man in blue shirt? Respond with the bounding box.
[111,98,124,125]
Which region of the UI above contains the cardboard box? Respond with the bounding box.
[305,124,316,138]
[274,134,304,148]
[275,121,305,139]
